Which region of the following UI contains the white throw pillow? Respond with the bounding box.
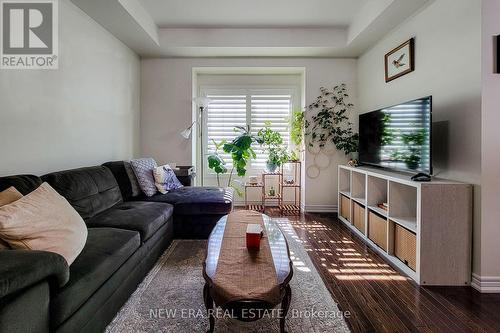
[153,164,184,194]
[0,183,88,265]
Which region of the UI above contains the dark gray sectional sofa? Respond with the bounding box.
[0,162,233,333]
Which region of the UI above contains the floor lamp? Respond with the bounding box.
[181,97,212,186]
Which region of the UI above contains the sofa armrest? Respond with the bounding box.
[0,250,69,299]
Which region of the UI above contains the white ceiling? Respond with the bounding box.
[139,0,368,28]
[71,0,432,57]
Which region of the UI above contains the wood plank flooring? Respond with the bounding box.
[262,209,500,333]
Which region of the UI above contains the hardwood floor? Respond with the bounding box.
[264,209,500,333]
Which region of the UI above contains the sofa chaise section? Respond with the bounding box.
[103,161,234,239]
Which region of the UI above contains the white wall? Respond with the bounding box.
[141,58,357,210]
[0,0,140,176]
[480,0,500,284]
[357,0,482,274]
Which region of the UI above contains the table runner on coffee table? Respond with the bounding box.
[212,210,280,305]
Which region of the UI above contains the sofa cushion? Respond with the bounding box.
[50,228,140,327]
[85,201,173,242]
[0,175,42,195]
[138,186,234,215]
[42,166,122,219]
[102,161,134,201]
[130,158,158,197]
[124,161,142,197]
[0,187,22,207]
[0,183,88,265]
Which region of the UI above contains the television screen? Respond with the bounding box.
[358,96,432,174]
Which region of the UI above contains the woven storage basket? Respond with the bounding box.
[368,211,387,250]
[394,224,417,271]
[340,194,351,222]
[352,201,365,233]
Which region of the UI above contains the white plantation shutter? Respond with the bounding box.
[250,94,292,167]
[205,94,247,168]
[203,88,294,174]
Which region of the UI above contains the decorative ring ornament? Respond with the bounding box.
[321,144,337,156]
[306,165,320,179]
[314,152,331,170]
[307,143,321,155]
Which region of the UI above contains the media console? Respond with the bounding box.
[338,165,472,285]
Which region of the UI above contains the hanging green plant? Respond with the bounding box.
[290,109,305,146]
[304,84,359,155]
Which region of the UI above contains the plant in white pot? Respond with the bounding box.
[257,122,290,173]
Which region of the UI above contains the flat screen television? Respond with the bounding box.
[358,96,432,174]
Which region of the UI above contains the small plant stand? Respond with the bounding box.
[262,172,283,213]
[244,182,264,212]
[280,161,302,215]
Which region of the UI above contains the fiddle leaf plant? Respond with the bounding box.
[304,84,359,155]
[207,139,227,186]
[223,125,260,179]
[208,125,261,196]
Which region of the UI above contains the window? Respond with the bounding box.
[202,87,296,173]
[205,93,247,168]
[250,93,292,167]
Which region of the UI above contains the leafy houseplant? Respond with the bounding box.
[257,122,290,172]
[289,109,305,161]
[305,84,359,156]
[207,139,227,186]
[290,110,305,146]
[207,126,261,194]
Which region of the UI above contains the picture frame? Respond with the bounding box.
[385,38,415,82]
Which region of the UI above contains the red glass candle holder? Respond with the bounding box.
[246,224,263,249]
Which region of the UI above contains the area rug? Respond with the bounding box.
[105,218,351,333]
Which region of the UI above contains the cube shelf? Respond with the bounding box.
[337,165,472,286]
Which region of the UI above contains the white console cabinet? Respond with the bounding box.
[338,165,472,285]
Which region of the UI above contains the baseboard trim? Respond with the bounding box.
[471,273,500,293]
[304,205,338,213]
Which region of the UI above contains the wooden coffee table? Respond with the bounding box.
[202,213,293,333]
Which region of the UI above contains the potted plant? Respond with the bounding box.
[257,121,290,172]
[207,125,261,195]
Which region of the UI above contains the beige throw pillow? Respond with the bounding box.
[0,187,23,250]
[0,186,23,207]
[0,182,88,265]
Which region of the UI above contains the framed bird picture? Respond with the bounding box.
[385,38,415,82]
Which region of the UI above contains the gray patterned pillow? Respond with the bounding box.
[124,161,141,197]
[130,158,158,197]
